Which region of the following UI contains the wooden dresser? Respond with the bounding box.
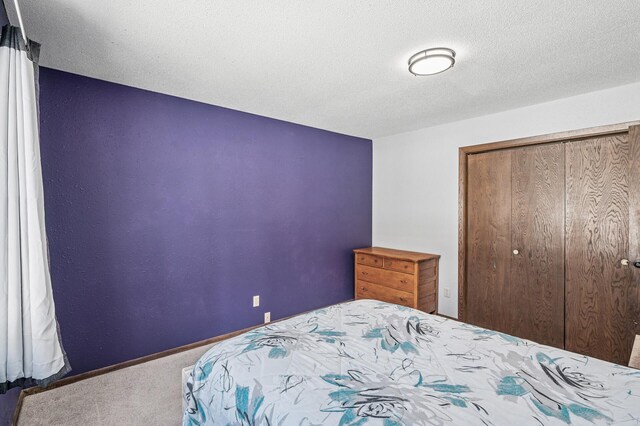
[353,247,440,313]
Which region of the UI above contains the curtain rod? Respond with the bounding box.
[12,0,29,45]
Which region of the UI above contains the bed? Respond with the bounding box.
[183,300,640,425]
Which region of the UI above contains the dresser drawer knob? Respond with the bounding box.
[361,271,368,275]
[400,280,408,284]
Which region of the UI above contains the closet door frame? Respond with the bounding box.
[458,120,639,322]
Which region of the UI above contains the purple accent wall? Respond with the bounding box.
[0,67,371,422]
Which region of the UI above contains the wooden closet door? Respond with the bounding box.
[565,131,640,364]
[631,126,640,350]
[467,144,565,342]
[510,143,565,348]
[466,150,512,333]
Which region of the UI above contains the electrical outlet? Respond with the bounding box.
[253,295,260,307]
[264,312,271,323]
[444,288,451,298]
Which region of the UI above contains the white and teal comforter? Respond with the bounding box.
[184,300,640,425]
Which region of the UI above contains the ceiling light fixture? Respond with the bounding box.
[408,47,456,76]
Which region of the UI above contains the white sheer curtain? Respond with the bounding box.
[0,25,69,393]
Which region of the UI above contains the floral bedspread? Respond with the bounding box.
[184,300,640,425]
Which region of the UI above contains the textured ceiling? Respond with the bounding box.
[5,1,640,138]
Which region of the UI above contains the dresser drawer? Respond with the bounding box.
[383,258,415,274]
[356,253,383,268]
[356,264,414,293]
[356,281,414,308]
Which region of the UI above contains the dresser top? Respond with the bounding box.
[353,246,440,262]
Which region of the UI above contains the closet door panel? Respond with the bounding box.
[565,134,633,364]
[510,143,565,348]
[466,151,512,333]
[628,126,640,344]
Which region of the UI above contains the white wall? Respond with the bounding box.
[373,81,640,317]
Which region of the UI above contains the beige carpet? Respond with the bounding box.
[17,343,216,426]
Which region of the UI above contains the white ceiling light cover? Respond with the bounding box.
[408,48,456,76]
